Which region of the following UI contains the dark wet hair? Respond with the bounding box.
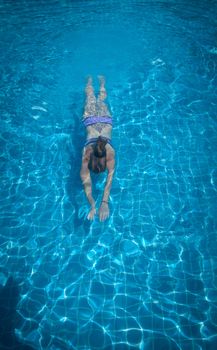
[88,136,107,173]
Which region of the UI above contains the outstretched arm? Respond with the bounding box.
[99,153,115,222]
[80,152,96,220]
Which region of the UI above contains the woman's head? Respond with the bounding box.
[88,136,107,173]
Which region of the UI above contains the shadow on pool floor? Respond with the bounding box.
[0,276,35,350]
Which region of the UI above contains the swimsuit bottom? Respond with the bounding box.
[83,115,112,127]
[84,136,113,148]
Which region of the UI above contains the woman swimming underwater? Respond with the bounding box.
[80,76,115,222]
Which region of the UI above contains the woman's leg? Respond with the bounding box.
[83,76,97,118]
[97,76,112,117]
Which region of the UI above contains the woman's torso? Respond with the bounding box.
[86,123,112,140]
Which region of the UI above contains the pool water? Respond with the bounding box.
[1,0,217,349]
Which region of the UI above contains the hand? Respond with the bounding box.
[99,202,110,222]
[87,206,96,220]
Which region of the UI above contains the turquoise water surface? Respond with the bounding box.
[1,0,217,349]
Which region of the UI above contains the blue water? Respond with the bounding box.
[1,0,217,349]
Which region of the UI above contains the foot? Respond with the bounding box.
[85,75,94,94]
[98,75,107,100]
[86,75,93,85]
[98,75,105,87]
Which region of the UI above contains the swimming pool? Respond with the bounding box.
[1,0,217,349]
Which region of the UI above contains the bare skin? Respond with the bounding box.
[80,76,115,222]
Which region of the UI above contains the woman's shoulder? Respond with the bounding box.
[106,143,115,157]
[82,145,92,158]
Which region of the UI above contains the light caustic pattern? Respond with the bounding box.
[0,0,217,349]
